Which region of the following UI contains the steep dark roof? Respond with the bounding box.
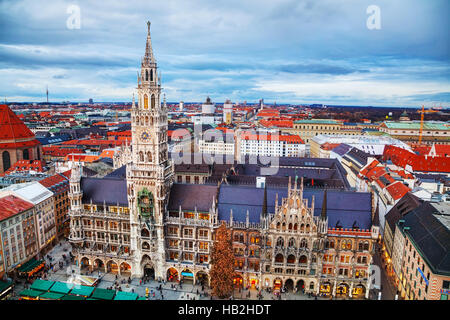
[402,202,450,275]
[385,192,421,231]
[343,147,373,167]
[81,177,128,206]
[104,165,127,179]
[168,184,218,212]
[331,143,352,157]
[217,185,373,229]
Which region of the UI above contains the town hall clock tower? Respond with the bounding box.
[127,21,174,279]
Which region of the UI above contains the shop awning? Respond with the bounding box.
[0,280,13,299]
[91,288,116,300]
[39,292,65,300]
[30,279,55,292]
[114,291,138,300]
[0,280,12,293]
[60,294,86,300]
[70,284,95,297]
[17,259,45,274]
[19,289,43,298]
[49,281,74,294]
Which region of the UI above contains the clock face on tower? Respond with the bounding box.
[141,130,150,141]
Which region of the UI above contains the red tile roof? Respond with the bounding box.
[0,105,41,149]
[0,195,34,221]
[384,145,450,173]
[39,171,70,189]
[1,160,45,176]
[385,181,410,201]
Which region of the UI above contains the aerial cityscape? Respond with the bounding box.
[0,0,449,307]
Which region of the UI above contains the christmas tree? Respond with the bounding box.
[210,222,236,299]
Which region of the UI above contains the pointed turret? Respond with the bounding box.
[321,190,327,220]
[262,183,268,218]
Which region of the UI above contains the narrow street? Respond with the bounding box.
[371,244,397,300]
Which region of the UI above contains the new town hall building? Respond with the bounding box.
[68,22,379,299]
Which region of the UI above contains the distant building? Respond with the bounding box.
[379,121,450,145]
[89,99,93,104]
[311,134,410,159]
[236,130,306,160]
[223,100,233,124]
[283,119,363,144]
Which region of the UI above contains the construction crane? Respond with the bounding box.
[417,105,438,144]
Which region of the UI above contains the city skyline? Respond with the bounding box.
[0,0,449,107]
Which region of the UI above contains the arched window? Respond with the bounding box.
[36,147,40,160]
[139,152,144,162]
[288,223,292,231]
[276,222,281,230]
[145,70,149,81]
[147,152,152,162]
[150,69,153,82]
[299,255,307,264]
[23,149,29,160]
[300,224,305,233]
[2,151,11,172]
[276,237,284,248]
[144,94,149,109]
[288,238,296,248]
[363,241,369,251]
[300,239,308,248]
[275,253,284,263]
[151,94,155,109]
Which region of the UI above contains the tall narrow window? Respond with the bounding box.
[145,70,149,81]
[151,94,155,109]
[150,69,153,82]
[2,151,11,172]
[144,94,149,109]
[23,149,29,160]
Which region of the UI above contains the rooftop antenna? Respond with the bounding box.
[46,85,49,103]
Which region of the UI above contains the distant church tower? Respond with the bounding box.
[127,21,174,279]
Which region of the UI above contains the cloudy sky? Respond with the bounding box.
[0,0,449,107]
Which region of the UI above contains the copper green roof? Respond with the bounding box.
[382,121,449,131]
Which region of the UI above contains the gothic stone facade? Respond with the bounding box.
[68,22,378,299]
